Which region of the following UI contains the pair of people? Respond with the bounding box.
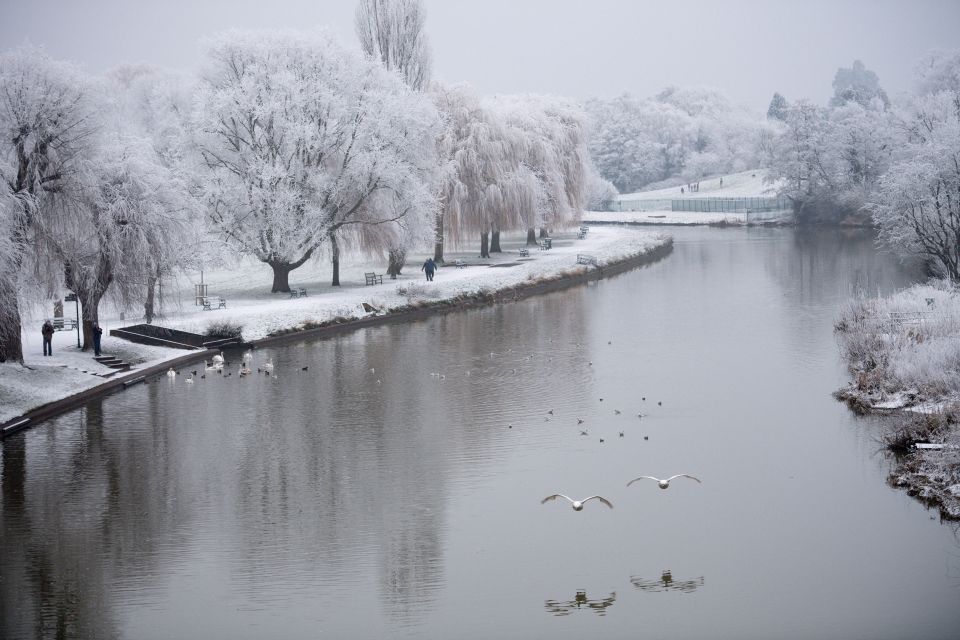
[40,320,102,356]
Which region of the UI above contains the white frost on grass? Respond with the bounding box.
[616,169,781,200]
[2,226,669,424]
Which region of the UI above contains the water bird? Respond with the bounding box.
[191,370,197,376]
[614,409,621,415]
[658,401,662,406]
[166,368,176,379]
[239,365,252,376]
[577,418,584,424]
[263,360,274,373]
[370,367,375,373]
[580,430,588,436]
[200,375,206,379]
[185,378,193,384]
[541,494,613,511]
[264,370,271,376]
[376,379,382,384]
[212,352,224,365]
[642,397,646,401]
[547,409,553,415]
[627,474,701,489]
[619,431,624,437]
[599,398,604,402]
[599,438,605,443]
[301,366,308,371]
[643,436,649,440]
[508,424,513,429]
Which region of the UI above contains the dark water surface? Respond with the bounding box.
[3,227,959,639]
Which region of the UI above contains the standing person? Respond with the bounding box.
[421,258,436,282]
[41,319,54,356]
[92,323,103,357]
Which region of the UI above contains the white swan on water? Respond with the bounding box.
[212,352,224,365]
[541,494,613,511]
[627,474,701,489]
[166,368,176,379]
[263,360,274,373]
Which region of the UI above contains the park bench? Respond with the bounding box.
[577,254,598,267]
[454,259,466,268]
[538,238,552,250]
[365,272,384,286]
[201,296,227,311]
[51,317,78,331]
[577,230,587,239]
[288,288,308,298]
[518,248,530,257]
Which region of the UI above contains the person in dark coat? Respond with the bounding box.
[92,323,103,357]
[421,258,436,282]
[42,319,54,356]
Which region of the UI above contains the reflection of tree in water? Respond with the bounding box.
[631,570,704,594]
[544,590,617,616]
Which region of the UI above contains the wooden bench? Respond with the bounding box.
[454,259,466,268]
[518,248,530,257]
[288,288,308,298]
[51,317,78,331]
[201,296,227,311]
[365,272,384,286]
[577,254,598,267]
[538,238,552,250]
[577,230,587,239]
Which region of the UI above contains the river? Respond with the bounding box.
[2,226,958,639]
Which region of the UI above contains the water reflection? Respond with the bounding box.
[631,570,704,594]
[544,590,617,616]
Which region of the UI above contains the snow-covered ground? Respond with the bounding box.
[616,168,782,200]
[2,226,669,424]
[583,210,748,225]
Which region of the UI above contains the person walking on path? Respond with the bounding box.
[92,323,103,357]
[41,319,54,356]
[422,258,436,282]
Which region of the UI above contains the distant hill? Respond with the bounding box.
[616,169,782,200]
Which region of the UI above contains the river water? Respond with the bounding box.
[2,227,959,639]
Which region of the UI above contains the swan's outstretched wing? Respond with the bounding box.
[627,476,659,487]
[667,474,701,483]
[541,494,573,505]
[583,496,614,509]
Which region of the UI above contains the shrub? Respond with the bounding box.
[205,320,244,339]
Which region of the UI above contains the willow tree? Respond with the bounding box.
[0,48,93,362]
[197,30,439,291]
[434,84,529,259]
[491,95,589,244]
[355,0,433,274]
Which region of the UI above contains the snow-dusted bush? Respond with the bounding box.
[205,319,244,339]
[395,281,441,302]
[836,282,960,399]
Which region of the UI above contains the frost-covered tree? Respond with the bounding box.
[0,48,94,362]
[195,30,440,291]
[874,91,960,281]
[355,0,434,276]
[433,84,523,258]
[767,92,789,121]
[914,49,960,97]
[355,0,432,91]
[830,60,890,110]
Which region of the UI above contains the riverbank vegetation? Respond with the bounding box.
[835,281,960,518]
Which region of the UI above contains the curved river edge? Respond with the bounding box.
[0,238,674,438]
[835,387,960,521]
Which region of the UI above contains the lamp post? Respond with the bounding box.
[64,293,80,348]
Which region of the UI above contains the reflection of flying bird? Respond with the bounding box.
[627,474,701,489]
[541,494,613,511]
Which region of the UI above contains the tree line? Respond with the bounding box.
[0,0,591,362]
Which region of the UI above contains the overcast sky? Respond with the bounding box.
[2,0,958,110]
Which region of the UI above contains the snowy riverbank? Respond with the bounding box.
[834,282,960,519]
[1,226,671,427]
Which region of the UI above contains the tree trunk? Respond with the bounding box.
[330,233,341,287]
[270,262,293,293]
[479,231,490,259]
[539,227,548,239]
[433,212,444,264]
[387,246,406,279]
[0,278,24,363]
[526,228,537,246]
[144,274,158,324]
[490,229,502,253]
